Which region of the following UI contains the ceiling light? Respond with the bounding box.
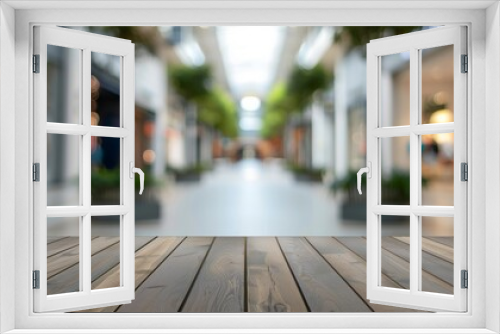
[240,96,261,112]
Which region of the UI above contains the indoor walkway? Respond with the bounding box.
[132,159,373,236]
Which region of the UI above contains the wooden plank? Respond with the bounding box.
[80,236,185,313]
[396,237,453,263]
[118,237,213,313]
[278,237,371,312]
[47,237,81,257]
[381,237,453,285]
[247,237,307,312]
[182,237,245,312]
[48,237,153,295]
[307,237,416,312]
[47,237,119,278]
[47,237,64,244]
[428,237,454,248]
[337,237,452,294]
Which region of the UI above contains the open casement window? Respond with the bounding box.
[364,26,467,312]
[33,26,139,312]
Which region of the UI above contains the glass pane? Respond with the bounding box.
[47,134,80,206]
[47,45,81,124]
[421,45,454,124]
[91,52,121,128]
[380,137,410,205]
[91,216,121,290]
[421,217,454,294]
[380,215,410,289]
[380,51,410,127]
[91,136,121,205]
[421,133,454,206]
[47,217,80,295]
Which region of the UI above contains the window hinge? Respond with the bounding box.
[461,270,468,289]
[33,163,40,182]
[32,270,40,289]
[33,54,40,73]
[461,162,468,181]
[461,54,468,73]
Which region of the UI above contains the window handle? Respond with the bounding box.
[129,162,144,195]
[357,162,371,195]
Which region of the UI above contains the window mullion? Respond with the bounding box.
[409,47,420,295]
[82,48,92,294]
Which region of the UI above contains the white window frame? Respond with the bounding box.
[33,26,136,313]
[0,1,499,333]
[366,26,467,312]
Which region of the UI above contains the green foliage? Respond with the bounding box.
[169,65,212,101]
[169,65,238,138]
[198,88,238,138]
[261,65,331,138]
[334,26,421,51]
[261,83,289,138]
[287,64,332,112]
[91,168,156,198]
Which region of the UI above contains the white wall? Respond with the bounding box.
[0,2,16,332]
[334,50,366,179]
[135,54,168,179]
[485,2,500,332]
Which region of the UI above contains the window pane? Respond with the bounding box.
[91,216,121,290]
[381,137,410,205]
[380,215,410,290]
[91,136,121,205]
[421,45,454,124]
[47,217,81,295]
[47,134,80,206]
[420,217,454,294]
[421,133,454,206]
[91,52,121,128]
[380,51,410,127]
[47,45,81,124]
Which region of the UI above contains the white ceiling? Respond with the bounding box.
[216,26,286,99]
[5,0,495,10]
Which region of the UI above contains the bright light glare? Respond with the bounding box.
[217,27,286,97]
[240,96,261,111]
[239,117,262,131]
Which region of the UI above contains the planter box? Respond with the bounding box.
[175,173,202,182]
[292,172,323,183]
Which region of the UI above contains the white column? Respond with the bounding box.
[311,97,326,169]
[334,62,349,179]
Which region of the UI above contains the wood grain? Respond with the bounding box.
[48,237,152,295]
[396,237,453,263]
[307,237,415,312]
[81,236,185,313]
[181,237,245,312]
[428,237,454,248]
[278,237,371,312]
[337,237,452,294]
[381,237,453,285]
[246,237,307,312]
[47,237,85,257]
[118,237,212,313]
[47,237,119,278]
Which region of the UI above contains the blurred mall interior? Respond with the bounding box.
[47,26,455,237]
